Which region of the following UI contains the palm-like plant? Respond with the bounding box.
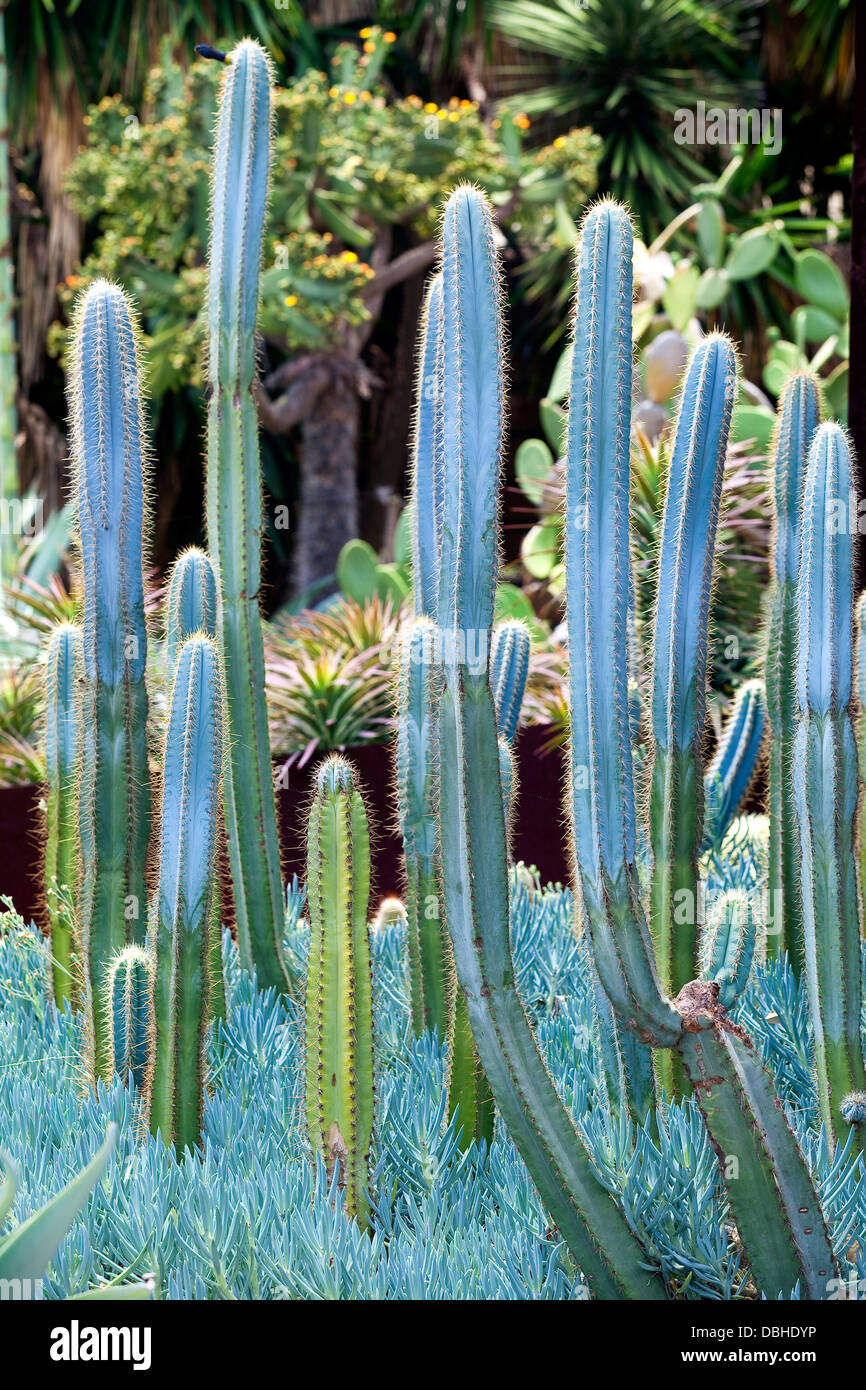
[490,0,760,233]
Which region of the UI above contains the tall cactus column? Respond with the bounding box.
[305,756,374,1226]
[149,635,224,1153]
[648,336,736,1002]
[205,41,288,993]
[766,372,821,968]
[793,422,866,1153]
[71,280,152,1079]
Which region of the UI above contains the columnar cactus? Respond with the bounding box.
[490,619,531,747]
[70,279,152,1079]
[149,635,224,1152]
[434,187,664,1297]
[44,622,84,1007]
[857,591,866,914]
[765,372,822,968]
[702,678,766,850]
[165,547,218,668]
[395,618,451,1039]
[649,331,737,1013]
[410,273,444,621]
[700,889,756,1009]
[427,188,836,1299]
[164,545,226,1022]
[792,422,866,1153]
[205,40,288,995]
[0,4,16,593]
[304,756,374,1226]
[106,945,152,1091]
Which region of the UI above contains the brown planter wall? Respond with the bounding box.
[0,726,571,927]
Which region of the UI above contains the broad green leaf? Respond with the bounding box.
[696,267,730,312]
[0,1126,117,1282]
[521,520,560,579]
[795,249,848,320]
[662,262,699,332]
[725,226,779,281]
[730,404,776,453]
[697,199,725,269]
[337,539,379,605]
[516,438,554,507]
[539,398,567,456]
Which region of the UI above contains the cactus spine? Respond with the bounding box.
[649,332,736,1018]
[766,372,822,967]
[410,273,445,621]
[107,945,152,1090]
[305,756,374,1226]
[792,422,866,1153]
[164,546,226,1022]
[44,622,84,1007]
[0,4,15,593]
[205,40,288,994]
[857,591,866,918]
[149,635,224,1152]
[702,679,765,850]
[70,279,153,1080]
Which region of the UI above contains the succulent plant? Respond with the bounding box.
[43,622,84,1007]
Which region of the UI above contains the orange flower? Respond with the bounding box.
[515,113,531,130]
[383,31,396,43]
[363,41,375,54]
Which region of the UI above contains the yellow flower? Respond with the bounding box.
[344,91,357,104]
[329,86,340,99]
[359,26,372,38]
[383,31,396,43]
[448,111,460,122]
[424,102,438,114]
[285,295,298,307]
[554,136,566,148]
[341,250,358,263]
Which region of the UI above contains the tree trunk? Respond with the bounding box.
[294,366,359,597]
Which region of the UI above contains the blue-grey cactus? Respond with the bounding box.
[491,619,531,747]
[149,635,224,1152]
[164,545,226,1023]
[855,590,866,932]
[434,187,665,1298]
[792,421,866,1154]
[70,279,153,1080]
[205,40,288,996]
[106,945,152,1091]
[44,621,84,1008]
[700,889,756,1009]
[410,273,444,621]
[766,372,822,968]
[648,331,737,1020]
[702,679,766,850]
[165,547,218,669]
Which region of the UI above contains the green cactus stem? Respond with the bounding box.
[44,622,84,1007]
[70,279,153,1080]
[149,635,224,1152]
[792,421,866,1153]
[205,39,288,995]
[305,756,374,1226]
[765,371,822,968]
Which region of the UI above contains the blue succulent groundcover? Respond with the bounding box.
[1,869,863,1301]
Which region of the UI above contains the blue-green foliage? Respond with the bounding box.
[1,879,863,1300]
